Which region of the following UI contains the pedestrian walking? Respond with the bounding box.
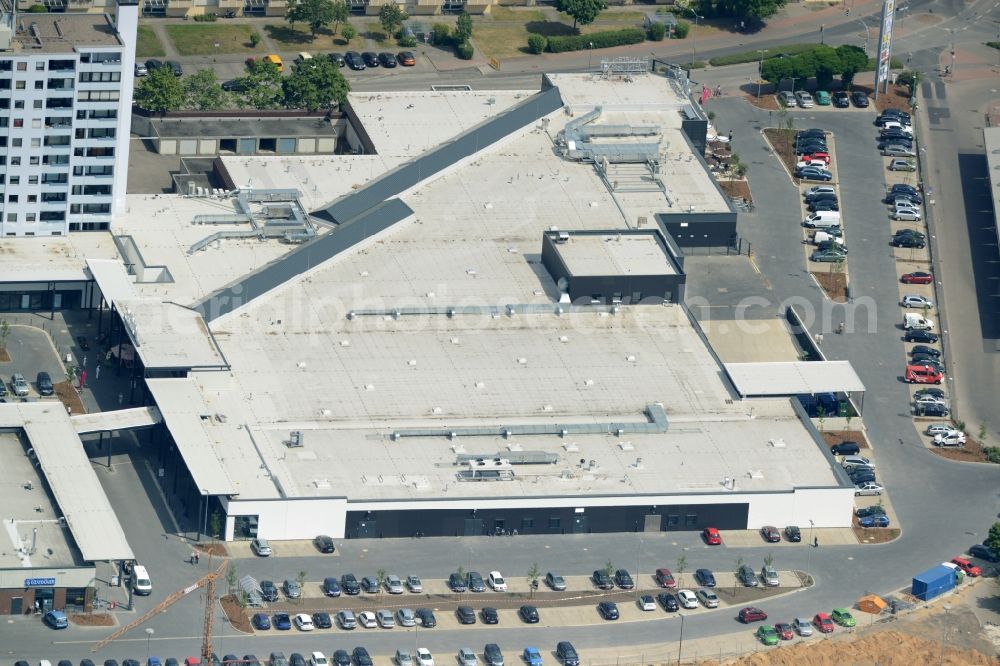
[728,130,733,142]
[118,392,124,405]
[82,355,87,367]
[814,536,819,547]
[194,551,200,564]
[95,365,101,380]
[80,369,87,387]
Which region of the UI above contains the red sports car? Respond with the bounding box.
[702,527,722,545]
[901,271,933,284]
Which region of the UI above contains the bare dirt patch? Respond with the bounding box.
[812,271,848,302]
[852,525,901,544]
[70,613,114,626]
[718,179,752,202]
[195,542,229,557]
[745,92,781,110]
[221,594,253,633]
[0,348,10,362]
[821,430,869,450]
[762,128,797,174]
[55,380,85,415]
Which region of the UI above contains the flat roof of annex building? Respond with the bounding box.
[553,231,676,277]
[0,433,79,568]
[985,127,1000,265]
[10,14,123,53]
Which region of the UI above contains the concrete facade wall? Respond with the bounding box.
[222,497,348,541]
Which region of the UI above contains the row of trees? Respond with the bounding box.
[684,0,787,22]
[761,44,869,90]
[135,57,350,113]
[431,12,475,60]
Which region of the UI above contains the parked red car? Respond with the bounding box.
[654,568,676,588]
[774,622,794,640]
[950,557,982,577]
[738,607,768,623]
[760,526,781,543]
[800,152,831,165]
[906,364,943,384]
[813,612,835,633]
[901,271,933,284]
[702,527,722,545]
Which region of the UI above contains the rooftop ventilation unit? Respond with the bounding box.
[285,431,304,448]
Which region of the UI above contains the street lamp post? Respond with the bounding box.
[145,627,154,660]
[858,18,871,55]
[677,613,686,664]
[635,535,642,600]
[940,604,951,665]
[588,42,594,70]
[807,519,815,578]
[756,49,768,99]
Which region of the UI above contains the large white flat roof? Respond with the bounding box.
[0,234,119,284]
[557,232,676,276]
[0,403,134,562]
[724,361,865,396]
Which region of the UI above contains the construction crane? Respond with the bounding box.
[92,558,228,662]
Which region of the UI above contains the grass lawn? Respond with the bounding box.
[364,23,395,48]
[135,25,165,58]
[264,23,365,51]
[489,6,545,21]
[165,24,262,55]
[559,9,645,22]
[473,14,646,60]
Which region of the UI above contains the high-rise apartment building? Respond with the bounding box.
[0,0,136,236]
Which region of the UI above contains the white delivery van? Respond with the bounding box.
[812,231,844,246]
[132,564,152,595]
[802,211,841,228]
[903,313,934,330]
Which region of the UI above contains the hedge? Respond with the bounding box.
[709,43,818,67]
[456,40,474,60]
[546,28,645,53]
[527,34,547,54]
[648,21,666,41]
[673,20,690,39]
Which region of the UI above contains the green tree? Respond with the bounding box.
[733,556,745,594]
[603,559,614,580]
[208,509,223,540]
[431,23,451,45]
[282,55,350,111]
[0,320,9,356]
[250,32,261,48]
[330,0,349,34]
[675,554,687,588]
[836,44,867,89]
[712,0,786,20]
[286,0,337,37]
[183,69,229,110]
[341,23,356,41]
[378,3,407,38]
[763,553,774,569]
[376,568,387,598]
[761,55,793,84]
[808,44,842,90]
[454,10,473,43]
[26,3,46,11]
[134,66,184,114]
[648,21,666,41]
[296,570,307,605]
[238,59,284,109]
[226,562,238,595]
[985,522,1000,555]
[526,562,540,598]
[555,0,606,31]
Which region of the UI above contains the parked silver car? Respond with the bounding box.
[396,607,416,627]
[250,538,272,556]
[385,574,404,594]
[778,90,797,107]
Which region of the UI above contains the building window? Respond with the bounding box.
[684,514,698,527]
[8,195,18,203]
[27,195,36,203]
[30,138,40,147]
[548,517,561,530]
[521,517,534,530]
[9,174,18,182]
[25,213,36,222]
[16,62,26,71]
[6,213,15,221]
[34,81,43,89]
[35,61,44,71]
[13,100,23,109]
[14,80,24,89]
[31,119,40,128]
[28,176,37,185]
[29,157,38,165]
[12,118,22,128]
[33,100,42,109]
[11,138,21,147]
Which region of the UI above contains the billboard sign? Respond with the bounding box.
[875,0,895,95]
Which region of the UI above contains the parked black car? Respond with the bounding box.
[340,573,360,595]
[361,51,379,67]
[323,577,341,596]
[328,52,346,67]
[905,329,939,343]
[166,60,183,76]
[345,51,365,70]
[613,569,634,590]
[784,525,802,541]
[851,91,869,107]
[832,91,850,107]
[260,580,279,602]
[415,607,436,627]
[556,642,580,666]
[596,601,619,620]
[830,441,860,455]
[657,592,679,611]
[378,52,398,67]
[352,648,373,666]
[592,570,613,589]
[36,372,53,396]
[448,572,467,592]
[312,612,333,629]
[969,544,1000,563]
[916,403,949,417]
[481,606,499,624]
[456,606,476,624]
[314,535,335,553]
[518,605,540,623]
[892,235,925,249]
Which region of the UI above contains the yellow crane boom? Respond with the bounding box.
[91,559,228,656]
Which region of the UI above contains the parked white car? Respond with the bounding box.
[913,394,946,407]
[310,653,328,666]
[926,424,958,437]
[934,432,967,447]
[854,482,884,496]
[677,589,698,609]
[901,295,933,309]
[882,120,912,133]
[841,455,873,469]
[294,613,314,631]
[416,649,435,666]
[357,611,378,628]
[488,571,507,591]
